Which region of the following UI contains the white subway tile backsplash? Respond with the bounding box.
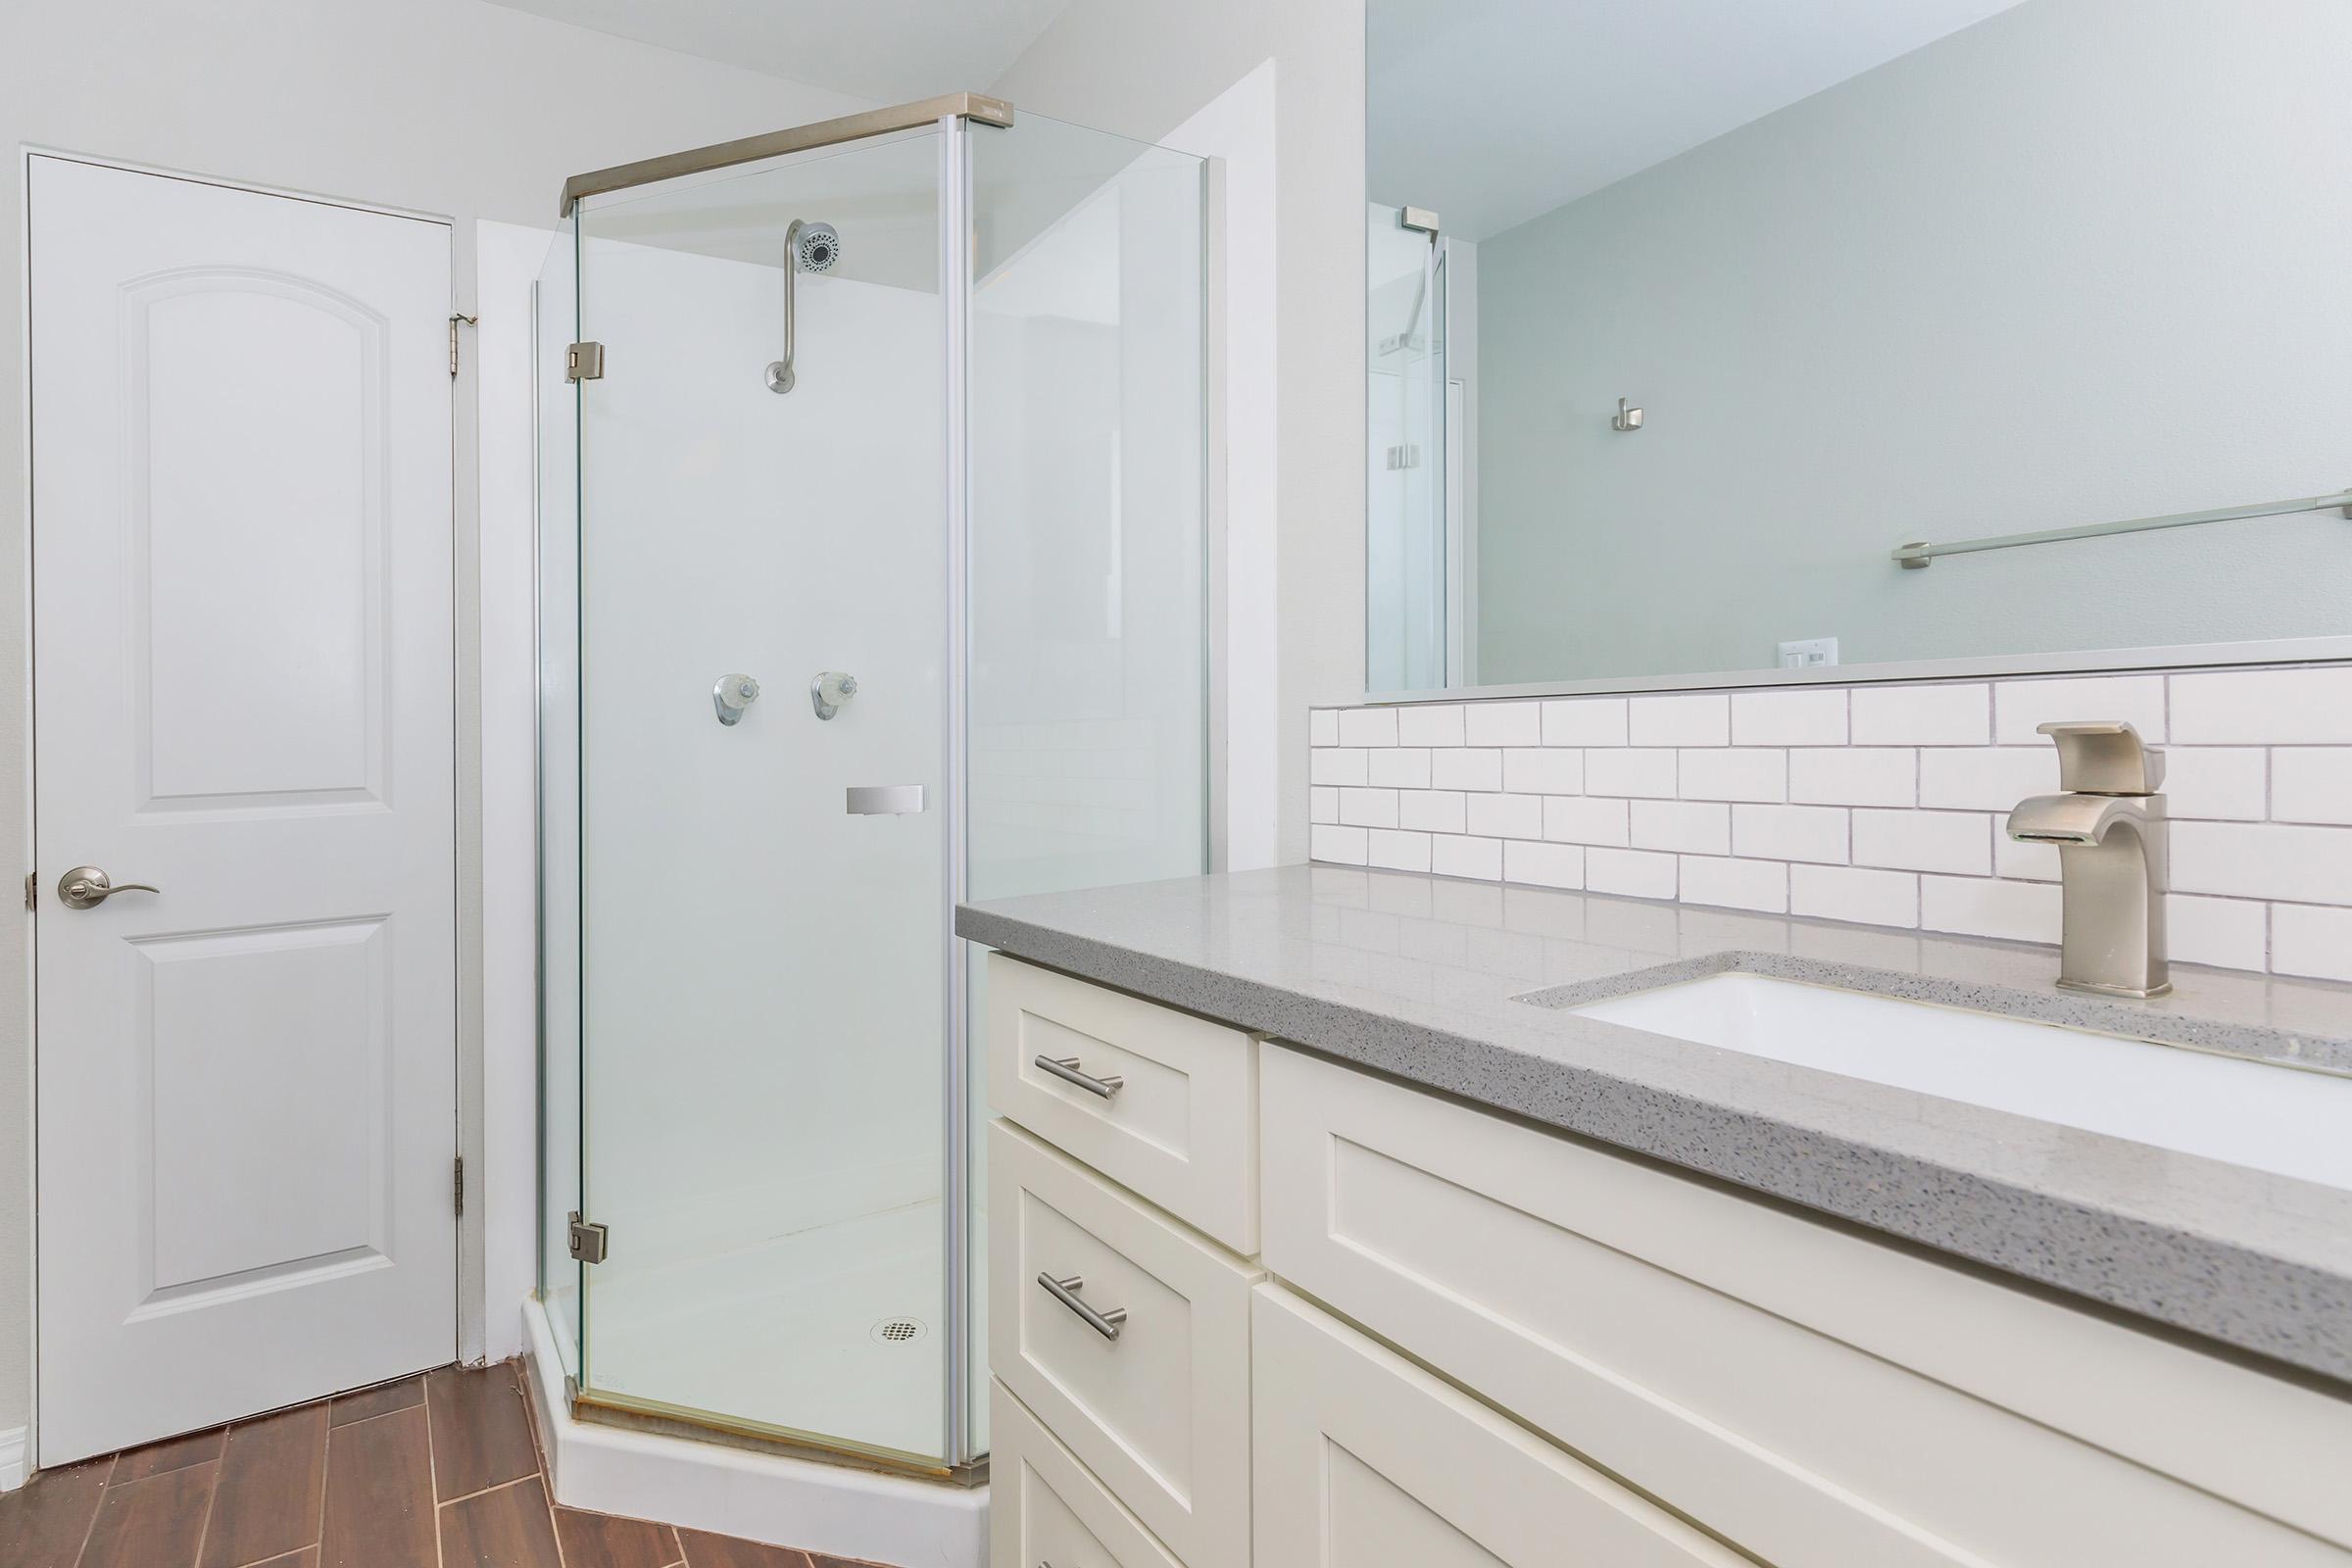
[1587,848,1678,900]
[1311,662,2352,979]
[1731,688,1847,747]
[1367,828,1433,872]
[1542,697,1628,747]
[1503,840,1585,890]
[1503,748,1584,795]
[1851,683,1988,746]
[2167,895,2269,972]
[1790,864,1919,928]
[2174,821,2352,904]
[1733,804,1848,864]
[2174,667,2352,744]
[1309,747,1368,786]
[1396,704,1466,747]
[1367,747,1434,789]
[1585,748,1678,798]
[1678,749,1788,803]
[1339,707,1397,747]
[1630,692,1730,747]
[2273,904,2352,982]
[1994,675,2167,744]
[1431,833,1503,881]
[1631,799,1731,855]
[1789,748,1915,807]
[1466,792,1544,840]
[2157,747,2267,821]
[1853,808,1991,875]
[1310,823,1368,865]
[1397,789,1468,834]
[1679,856,1788,913]
[1544,795,1631,847]
[1917,747,2056,811]
[1464,700,1543,747]
[2273,748,2352,826]
[1431,748,1503,792]
[1338,787,1399,828]
[1921,875,2062,944]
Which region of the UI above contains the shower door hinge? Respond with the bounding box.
[565,341,606,382]
[448,313,476,376]
[23,871,33,911]
[566,1211,610,1265]
[454,1155,466,1216]
[1386,443,1422,470]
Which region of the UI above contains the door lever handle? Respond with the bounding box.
[57,866,161,909]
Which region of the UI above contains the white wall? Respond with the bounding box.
[1473,0,2352,684]
[3,0,870,1447]
[991,0,1367,864]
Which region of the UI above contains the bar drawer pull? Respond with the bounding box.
[1038,1272,1128,1341]
[1035,1054,1124,1099]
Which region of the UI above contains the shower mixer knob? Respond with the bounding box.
[712,674,760,726]
[810,671,858,720]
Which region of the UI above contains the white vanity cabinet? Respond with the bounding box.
[983,952,2352,1568]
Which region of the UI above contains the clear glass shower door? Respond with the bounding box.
[570,126,953,1465]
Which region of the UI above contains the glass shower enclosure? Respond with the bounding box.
[536,95,1208,1475]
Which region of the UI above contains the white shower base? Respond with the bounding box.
[583,1199,947,1459]
[522,1277,984,1567]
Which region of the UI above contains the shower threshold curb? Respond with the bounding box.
[520,1297,987,1566]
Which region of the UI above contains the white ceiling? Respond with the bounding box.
[481,0,1073,105]
[1370,0,2029,241]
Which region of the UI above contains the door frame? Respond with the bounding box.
[18,145,478,1467]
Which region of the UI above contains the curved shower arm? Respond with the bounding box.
[765,218,807,394]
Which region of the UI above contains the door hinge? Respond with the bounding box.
[453,1155,466,1216]
[448,313,477,376]
[24,871,33,911]
[565,341,605,382]
[566,1211,609,1265]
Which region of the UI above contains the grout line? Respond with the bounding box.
[189,1439,225,1568]
[433,1470,542,1512]
[422,1379,446,1568]
[68,1452,120,1568]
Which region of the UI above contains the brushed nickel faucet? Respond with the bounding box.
[2006,721,2170,998]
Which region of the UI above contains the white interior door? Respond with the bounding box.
[29,155,457,1464]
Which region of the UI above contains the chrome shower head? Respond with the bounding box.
[795,220,840,272]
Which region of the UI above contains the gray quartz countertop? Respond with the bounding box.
[956,864,2352,1386]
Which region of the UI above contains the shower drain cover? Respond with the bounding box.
[870,1317,929,1346]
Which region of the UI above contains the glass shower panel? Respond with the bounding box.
[963,114,1210,1456]
[1366,203,1448,692]
[572,129,952,1465]
[536,219,584,1382]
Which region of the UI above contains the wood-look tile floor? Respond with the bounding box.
[0,1361,893,1568]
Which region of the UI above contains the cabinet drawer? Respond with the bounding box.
[1259,1044,2352,1568]
[986,952,1257,1250]
[1253,1284,1746,1568]
[990,1380,1184,1568]
[990,1120,1257,1568]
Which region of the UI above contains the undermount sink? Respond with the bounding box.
[1568,972,2352,1193]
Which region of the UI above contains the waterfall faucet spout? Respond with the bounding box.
[2005,722,2170,998]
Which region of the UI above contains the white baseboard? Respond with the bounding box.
[519,1297,984,1567]
[0,1425,28,1491]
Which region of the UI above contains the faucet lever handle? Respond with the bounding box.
[2037,720,2164,795]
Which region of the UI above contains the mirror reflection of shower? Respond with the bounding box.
[764,218,842,393]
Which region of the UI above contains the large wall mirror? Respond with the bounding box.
[1365,0,2352,697]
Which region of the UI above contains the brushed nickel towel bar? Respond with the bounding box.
[1893,486,2352,569]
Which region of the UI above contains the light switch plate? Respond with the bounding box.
[1779,637,1839,669]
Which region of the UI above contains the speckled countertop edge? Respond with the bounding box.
[957,868,2352,1386]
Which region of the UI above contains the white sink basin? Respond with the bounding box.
[1571,972,2352,1192]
